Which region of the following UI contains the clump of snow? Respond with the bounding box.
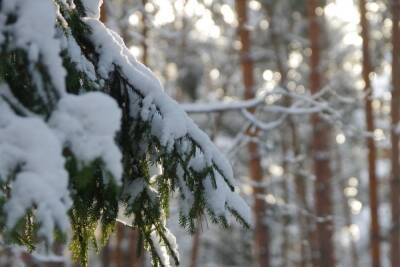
[164,227,179,262]
[1,0,66,94]
[203,172,252,226]
[81,0,103,19]
[150,231,171,267]
[0,99,71,243]
[61,34,97,81]
[50,92,123,182]
[176,165,194,217]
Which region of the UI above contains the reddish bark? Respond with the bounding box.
[190,228,201,267]
[390,1,400,267]
[306,1,335,266]
[359,1,381,266]
[235,1,270,266]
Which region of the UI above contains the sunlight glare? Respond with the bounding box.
[269,164,284,177]
[210,68,220,80]
[348,224,360,241]
[336,133,346,144]
[324,0,359,24]
[348,177,358,187]
[153,0,175,26]
[262,69,273,81]
[129,46,141,58]
[128,13,140,26]
[249,0,261,11]
[221,4,236,25]
[349,199,362,215]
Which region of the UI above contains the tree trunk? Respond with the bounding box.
[127,229,145,267]
[100,0,107,22]
[235,1,270,266]
[359,1,381,267]
[109,225,124,267]
[289,118,318,267]
[264,3,316,264]
[281,137,291,267]
[336,149,359,267]
[391,1,400,266]
[141,0,148,65]
[306,1,335,266]
[190,228,201,267]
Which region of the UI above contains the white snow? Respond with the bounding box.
[203,172,252,226]
[81,0,103,19]
[50,92,123,182]
[0,98,71,243]
[150,230,171,267]
[61,34,97,82]
[164,227,179,262]
[1,0,66,94]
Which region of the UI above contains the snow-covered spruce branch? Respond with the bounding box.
[0,1,250,266]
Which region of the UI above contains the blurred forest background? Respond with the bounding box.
[8,0,400,266]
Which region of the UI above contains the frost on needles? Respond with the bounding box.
[0,0,251,266]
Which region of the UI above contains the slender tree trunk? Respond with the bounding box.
[190,228,201,267]
[359,1,381,267]
[336,149,359,267]
[281,137,290,267]
[102,243,111,267]
[289,118,318,267]
[265,4,316,264]
[100,0,107,22]
[141,0,148,65]
[235,1,269,266]
[391,1,400,266]
[306,1,335,266]
[110,224,124,267]
[127,229,145,267]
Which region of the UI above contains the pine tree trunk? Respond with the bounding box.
[306,1,335,266]
[281,137,290,267]
[235,1,270,266]
[359,1,381,267]
[102,243,111,267]
[336,149,359,267]
[141,0,148,65]
[127,229,145,267]
[391,1,400,266]
[110,224,124,267]
[190,228,201,267]
[100,0,107,22]
[265,4,315,263]
[289,118,318,267]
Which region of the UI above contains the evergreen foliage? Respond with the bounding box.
[0,0,250,266]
